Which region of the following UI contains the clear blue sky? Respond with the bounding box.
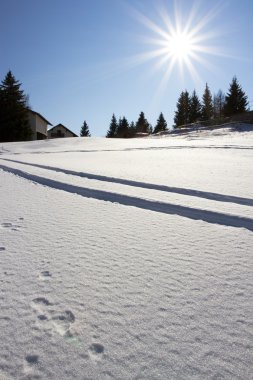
[1,0,253,136]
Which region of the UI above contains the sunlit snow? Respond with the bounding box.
[0,124,252,379]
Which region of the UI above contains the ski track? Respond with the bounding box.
[2,158,253,206]
[1,163,253,232]
[0,132,253,380]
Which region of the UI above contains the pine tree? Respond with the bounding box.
[153,112,167,133]
[201,83,213,121]
[148,123,153,134]
[135,111,150,133]
[0,70,31,142]
[128,121,136,137]
[189,90,202,123]
[174,91,190,127]
[80,120,91,136]
[106,114,118,138]
[213,90,225,119]
[224,76,248,116]
[117,116,129,138]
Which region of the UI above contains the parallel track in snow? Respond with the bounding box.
[1,159,253,232]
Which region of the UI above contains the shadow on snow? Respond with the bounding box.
[2,158,253,207]
[1,164,253,232]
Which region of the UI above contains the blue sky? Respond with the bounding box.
[1,0,253,136]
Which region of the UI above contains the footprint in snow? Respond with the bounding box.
[37,314,48,321]
[23,354,39,376]
[31,297,76,337]
[25,354,39,365]
[88,343,105,360]
[32,297,51,306]
[55,310,75,323]
[31,297,52,321]
[1,223,13,228]
[39,270,52,280]
[52,310,76,337]
[1,222,21,231]
[0,247,6,251]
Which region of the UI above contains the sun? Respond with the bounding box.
[166,31,194,60]
[127,2,225,85]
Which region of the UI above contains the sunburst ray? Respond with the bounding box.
[128,0,226,87]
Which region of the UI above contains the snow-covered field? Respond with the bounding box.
[0,126,252,380]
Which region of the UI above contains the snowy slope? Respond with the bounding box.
[0,126,253,379]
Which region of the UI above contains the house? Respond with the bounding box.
[47,124,78,139]
[230,111,253,123]
[28,110,52,140]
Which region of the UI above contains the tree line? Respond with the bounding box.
[105,111,168,138]
[0,70,250,142]
[174,77,249,128]
[82,110,168,138]
[105,76,249,138]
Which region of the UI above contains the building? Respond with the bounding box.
[230,111,253,123]
[47,124,78,139]
[28,110,52,140]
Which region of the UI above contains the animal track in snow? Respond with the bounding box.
[88,343,105,360]
[37,314,48,321]
[32,297,51,306]
[31,297,76,337]
[23,354,39,377]
[41,270,51,277]
[1,222,21,231]
[25,354,39,365]
[31,297,51,321]
[51,310,76,337]
[1,223,12,228]
[0,246,5,251]
[39,270,52,280]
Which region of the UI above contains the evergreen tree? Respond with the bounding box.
[201,83,213,121]
[129,121,136,137]
[0,70,31,142]
[80,120,91,137]
[174,91,190,127]
[106,114,118,138]
[189,90,202,123]
[117,116,129,138]
[135,111,150,133]
[116,117,122,137]
[224,76,248,116]
[153,112,167,133]
[213,90,225,119]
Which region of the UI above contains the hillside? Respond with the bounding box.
[0,125,252,379]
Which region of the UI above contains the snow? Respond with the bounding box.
[0,125,253,379]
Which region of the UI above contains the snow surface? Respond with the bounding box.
[0,125,253,379]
